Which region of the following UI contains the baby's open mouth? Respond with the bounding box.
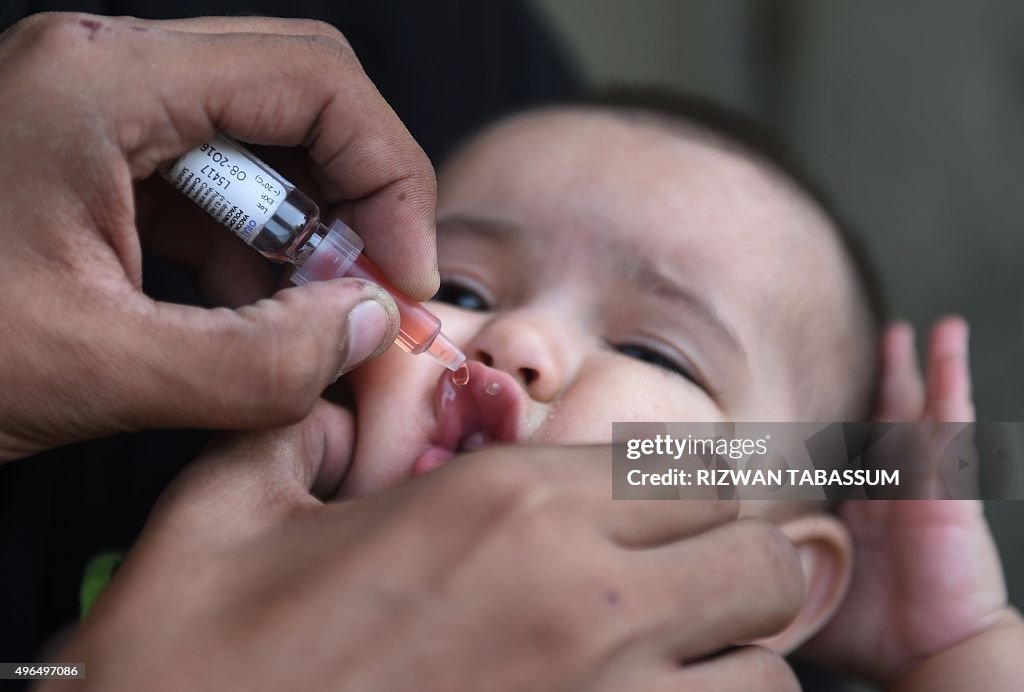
[411,362,523,477]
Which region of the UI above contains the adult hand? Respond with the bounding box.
[800,317,1010,684]
[47,405,805,692]
[0,13,439,461]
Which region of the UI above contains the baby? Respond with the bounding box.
[334,93,872,657]
[345,95,881,482]
[328,92,1023,688]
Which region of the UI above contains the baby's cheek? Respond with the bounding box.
[346,347,417,402]
[620,365,727,421]
[535,366,722,445]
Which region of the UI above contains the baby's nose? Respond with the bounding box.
[469,317,565,402]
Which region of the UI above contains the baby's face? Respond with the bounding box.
[341,109,845,494]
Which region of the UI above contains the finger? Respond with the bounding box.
[644,518,804,661]
[924,315,973,422]
[213,399,355,501]
[122,15,357,41]
[511,445,739,546]
[154,400,354,537]
[874,321,926,422]
[114,279,399,432]
[672,646,800,692]
[57,14,438,298]
[446,445,740,546]
[601,497,739,548]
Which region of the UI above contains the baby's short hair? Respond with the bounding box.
[557,88,886,420]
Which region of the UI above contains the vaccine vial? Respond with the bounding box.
[161,135,467,375]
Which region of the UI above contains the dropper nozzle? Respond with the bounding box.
[426,331,468,372]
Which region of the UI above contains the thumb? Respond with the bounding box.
[151,400,355,543]
[126,278,398,430]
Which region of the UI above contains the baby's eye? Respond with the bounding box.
[615,343,703,389]
[432,279,491,311]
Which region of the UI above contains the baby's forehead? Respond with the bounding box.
[441,107,849,323]
[443,108,836,253]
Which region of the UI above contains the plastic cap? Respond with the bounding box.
[291,219,364,286]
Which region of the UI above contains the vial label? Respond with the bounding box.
[163,137,288,243]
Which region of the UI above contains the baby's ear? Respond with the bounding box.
[754,513,852,654]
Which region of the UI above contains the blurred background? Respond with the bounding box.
[531,0,1023,611]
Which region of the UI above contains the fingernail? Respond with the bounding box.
[341,298,392,372]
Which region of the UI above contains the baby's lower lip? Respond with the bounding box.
[412,445,454,477]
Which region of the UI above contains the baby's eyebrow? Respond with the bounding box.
[437,214,520,239]
[617,251,747,363]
